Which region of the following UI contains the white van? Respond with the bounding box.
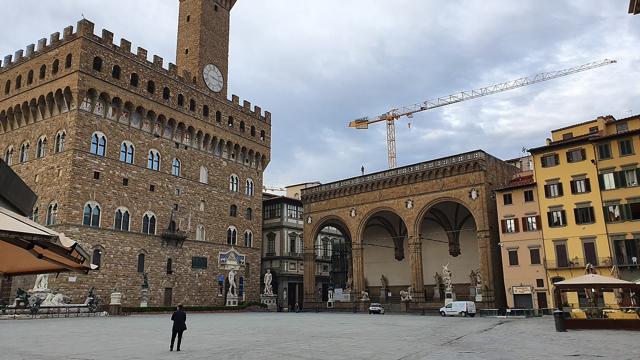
[439,301,476,317]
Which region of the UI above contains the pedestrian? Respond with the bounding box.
[170,304,187,352]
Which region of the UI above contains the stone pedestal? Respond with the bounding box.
[226,293,239,307]
[140,289,148,308]
[327,300,334,309]
[109,292,122,315]
[400,302,409,312]
[433,286,441,302]
[359,302,369,313]
[380,288,387,303]
[261,294,277,311]
[444,291,456,306]
[475,286,483,302]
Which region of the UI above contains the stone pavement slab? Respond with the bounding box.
[0,313,638,360]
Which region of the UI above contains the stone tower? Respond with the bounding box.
[176,0,237,97]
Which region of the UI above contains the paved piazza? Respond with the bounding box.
[1,313,638,360]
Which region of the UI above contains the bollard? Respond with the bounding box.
[553,310,567,332]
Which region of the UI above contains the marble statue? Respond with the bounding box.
[475,270,482,287]
[433,272,443,299]
[442,264,453,292]
[400,286,414,302]
[42,292,68,307]
[585,263,596,275]
[345,275,353,293]
[33,274,49,291]
[469,270,477,287]
[228,270,237,296]
[361,290,370,302]
[263,269,274,296]
[380,274,388,289]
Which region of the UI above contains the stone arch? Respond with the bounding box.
[165,118,176,139]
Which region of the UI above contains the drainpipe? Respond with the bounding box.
[590,142,611,275]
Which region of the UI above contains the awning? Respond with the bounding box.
[0,207,94,276]
[554,274,640,291]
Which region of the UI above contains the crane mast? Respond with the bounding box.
[349,59,617,169]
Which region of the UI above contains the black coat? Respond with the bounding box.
[171,309,187,331]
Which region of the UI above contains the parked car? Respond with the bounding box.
[369,303,385,314]
[439,301,476,317]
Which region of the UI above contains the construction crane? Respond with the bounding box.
[349,59,617,169]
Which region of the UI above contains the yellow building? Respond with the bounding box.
[529,115,640,307]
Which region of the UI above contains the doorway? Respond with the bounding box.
[513,294,533,309]
[164,288,173,307]
[536,292,548,309]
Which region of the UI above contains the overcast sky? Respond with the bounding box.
[2,1,639,187]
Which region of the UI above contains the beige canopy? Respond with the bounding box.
[0,207,93,276]
[555,274,635,286]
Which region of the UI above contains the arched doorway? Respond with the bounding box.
[361,210,410,303]
[418,200,479,301]
[312,219,352,303]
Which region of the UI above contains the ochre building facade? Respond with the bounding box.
[0,0,271,307]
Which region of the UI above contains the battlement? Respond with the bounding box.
[0,18,270,123]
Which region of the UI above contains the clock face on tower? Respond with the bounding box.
[203,64,224,93]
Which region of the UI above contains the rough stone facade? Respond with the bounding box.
[0,0,271,307]
[301,151,516,309]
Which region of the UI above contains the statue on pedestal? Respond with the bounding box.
[328,289,335,302]
[380,274,388,290]
[469,270,477,287]
[442,264,453,292]
[400,286,414,302]
[433,272,443,300]
[228,270,237,296]
[361,290,370,302]
[345,275,353,293]
[263,269,274,296]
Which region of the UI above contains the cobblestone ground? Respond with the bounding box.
[1,313,638,360]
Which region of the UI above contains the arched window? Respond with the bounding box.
[172,158,181,176]
[65,54,73,68]
[82,202,101,227]
[27,70,34,85]
[177,94,184,106]
[199,200,205,212]
[147,150,160,171]
[4,80,10,95]
[260,130,266,141]
[114,208,130,231]
[228,116,234,128]
[52,59,59,75]
[203,105,209,118]
[229,174,239,192]
[120,141,135,164]
[137,253,145,273]
[4,146,14,166]
[244,230,253,247]
[196,225,206,241]
[245,179,254,196]
[189,99,196,112]
[39,65,46,79]
[142,212,157,235]
[92,248,102,269]
[147,80,155,94]
[166,258,173,274]
[163,87,170,100]
[130,73,139,87]
[36,136,47,158]
[54,131,66,153]
[46,202,58,225]
[90,132,107,156]
[230,205,237,217]
[15,75,21,90]
[19,142,29,163]
[92,57,103,72]
[111,65,121,79]
[239,121,245,132]
[216,111,222,124]
[199,166,208,184]
[227,227,237,245]
[245,208,252,221]
[251,126,256,137]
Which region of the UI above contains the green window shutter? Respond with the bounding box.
[585,178,592,192]
[598,174,605,190]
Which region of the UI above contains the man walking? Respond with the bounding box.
[170,304,187,352]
